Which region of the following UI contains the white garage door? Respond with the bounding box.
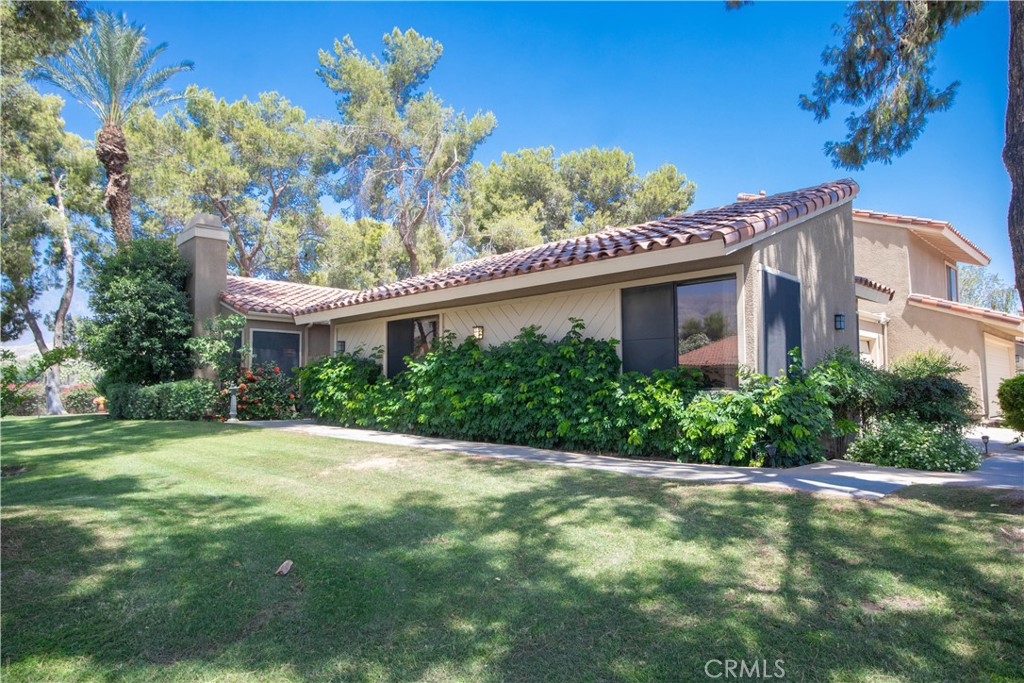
[984,335,1016,417]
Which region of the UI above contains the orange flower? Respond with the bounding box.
[274,367,280,374]
[289,394,295,400]
[238,383,247,391]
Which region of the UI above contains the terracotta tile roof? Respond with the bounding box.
[677,335,739,367]
[852,208,989,264]
[298,179,859,316]
[221,276,355,316]
[854,275,895,301]
[907,293,1024,328]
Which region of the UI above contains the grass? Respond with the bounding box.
[1,415,1022,683]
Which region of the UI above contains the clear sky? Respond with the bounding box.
[25,1,1015,344]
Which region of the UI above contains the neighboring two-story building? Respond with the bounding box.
[852,209,1023,419]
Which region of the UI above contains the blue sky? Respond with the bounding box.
[26,1,1014,344]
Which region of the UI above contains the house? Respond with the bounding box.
[176,179,865,388]
[850,209,1024,419]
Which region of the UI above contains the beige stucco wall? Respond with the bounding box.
[332,205,858,376]
[853,218,956,302]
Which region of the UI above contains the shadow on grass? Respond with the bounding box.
[2,461,1022,682]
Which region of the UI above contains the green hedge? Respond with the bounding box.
[300,321,846,467]
[997,374,1024,433]
[846,415,980,472]
[106,379,217,421]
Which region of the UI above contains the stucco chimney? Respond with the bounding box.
[176,214,229,335]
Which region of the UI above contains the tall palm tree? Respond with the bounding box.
[35,12,193,246]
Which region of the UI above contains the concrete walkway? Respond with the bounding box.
[239,420,1024,500]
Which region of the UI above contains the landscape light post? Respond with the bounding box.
[227,384,239,423]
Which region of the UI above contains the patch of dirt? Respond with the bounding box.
[879,596,927,611]
[997,526,1024,553]
[348,456,402,471]
[1,465,29,478]
[999,491,1024,511]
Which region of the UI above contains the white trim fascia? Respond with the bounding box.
[906,297,1024,333]
[723,197,854,255]
[295,239,725,324]
[855,284,893,304]
[857,310,890,325]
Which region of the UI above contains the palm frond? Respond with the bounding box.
[34,11,193,129]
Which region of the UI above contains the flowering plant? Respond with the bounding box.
[219,361,299,420]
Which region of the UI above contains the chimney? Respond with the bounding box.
[176,214,229,336]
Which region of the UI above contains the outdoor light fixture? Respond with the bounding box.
[982,434,990,456]
[472,325,485,340]
[834,313,846,330]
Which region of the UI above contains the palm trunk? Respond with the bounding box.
[1006,1,1024,305]
[96,124,132,246]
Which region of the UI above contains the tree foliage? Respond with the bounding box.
[312,216,409,289]
[800,1,983,169]
[81,238,193,386]
[318,28,497,277]
[958,264,1021,313]
[463,146,696,252]
[128,86,340,278]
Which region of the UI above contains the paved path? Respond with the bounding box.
[240,420,1024,500]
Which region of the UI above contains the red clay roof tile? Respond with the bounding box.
[297,178,859,316]
[854,275,896,301]
[220,276,354,316]
[907,293,1024,327]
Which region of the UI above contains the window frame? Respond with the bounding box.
[757,265,804,376]
[248,327,303,372]
[674,273,742,388]
[945,261,959,301]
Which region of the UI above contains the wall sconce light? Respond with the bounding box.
[472,325,485,340]
[834,313,846,331]
[335,340,346,353]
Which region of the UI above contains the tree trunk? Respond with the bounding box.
[23,307,65,415]
[1005,1,1024,305]
[96,124,132,247]
[50,173,74,350]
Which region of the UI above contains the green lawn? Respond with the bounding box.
[2,416,1022,682]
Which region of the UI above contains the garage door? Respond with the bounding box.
[984,335,1016,417]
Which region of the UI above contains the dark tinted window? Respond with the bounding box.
[251,330,301,374]
[676,276,738,388]
[762,271,802,376]
[947,265,958,301]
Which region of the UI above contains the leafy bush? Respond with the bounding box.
[62,386,99,414]
[81,238,193,386]
[106,379,216,420]
[219,362,299,420]
[300,323,837,466]
[887,350,976,427]
[1,346,79,417]
[997,374,1024,433]
[185,313,249,381]
[847,415,981,472]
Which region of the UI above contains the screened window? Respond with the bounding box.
[946,265,959,301]
[411,316,438,359]
[251,330,301,374]
[675,276,739,388]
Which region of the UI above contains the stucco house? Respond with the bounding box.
[849,209,1023,420]
[177,179,865,388]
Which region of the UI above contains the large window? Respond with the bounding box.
[675,276,739,388]
[386,316,439,377]
[621,274,739,388]
[251,330,301,374]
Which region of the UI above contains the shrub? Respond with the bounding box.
[299,324,836,466]
[106,379,216,420]
[997,374,1024,433]
[219,362,299,421]
[81,238,194,386]
[847,415,981,472]
[887,350,976,427]
[62,386,99,414]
